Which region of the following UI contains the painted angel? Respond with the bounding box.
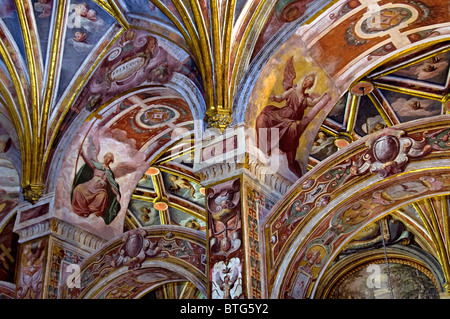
[255,56,331,178]
[67,31,94,53]
[214,266,240,299]
[67,3,105,33]
[71,130,143,225]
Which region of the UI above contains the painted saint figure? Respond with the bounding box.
[71,150,121,225]
[255,56,331,178]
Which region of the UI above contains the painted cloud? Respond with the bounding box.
[391,97,440,121]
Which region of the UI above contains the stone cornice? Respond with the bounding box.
[14,217,106,253]
[195,155,293,198]
[193,122,293,195]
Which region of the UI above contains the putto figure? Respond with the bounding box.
[67,2,105,33]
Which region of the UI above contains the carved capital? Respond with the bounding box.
[22,183,45,204]
[204,108,233,132]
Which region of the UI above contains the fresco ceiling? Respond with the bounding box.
[0,0,333,238]
[302,42,450,283]
[0,0,449,299]
[0,0,330,201]
[309,42,450,165]
[125,138,206,233]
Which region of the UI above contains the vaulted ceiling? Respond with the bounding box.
[0,0,449,299]
[0,0,332,203]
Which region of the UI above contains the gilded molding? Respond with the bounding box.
[149,0,206,81]
[373,81,444,101]
[45,25,124,162]
[414,198,450,285]
[34,0,68,191]
[22,183,45,205]
[172,0,207,78]
[204,108,233,131]
[14,0,44,193]
[229,0,274,99]
[222,0,236,108]
[368,44,450,80]
[0,26,32,169]
[106,0,130,29]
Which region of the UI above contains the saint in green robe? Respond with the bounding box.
[71,161,121,225]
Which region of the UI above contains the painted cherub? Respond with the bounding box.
[184,219,201,230]
[67,2,104,33]
[34,0,52,18]
[73,31,88,43]
[169,175,196,198]
[140,206,159,224]
[68,30,92,52]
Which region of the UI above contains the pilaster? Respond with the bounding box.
[194,123,291,299]
[13,195,106,299]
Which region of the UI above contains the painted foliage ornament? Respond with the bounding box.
[207,179,242,257]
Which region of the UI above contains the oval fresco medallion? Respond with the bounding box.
[135,105,180,128]
[355,4,419,39]
[361,7,413,34]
